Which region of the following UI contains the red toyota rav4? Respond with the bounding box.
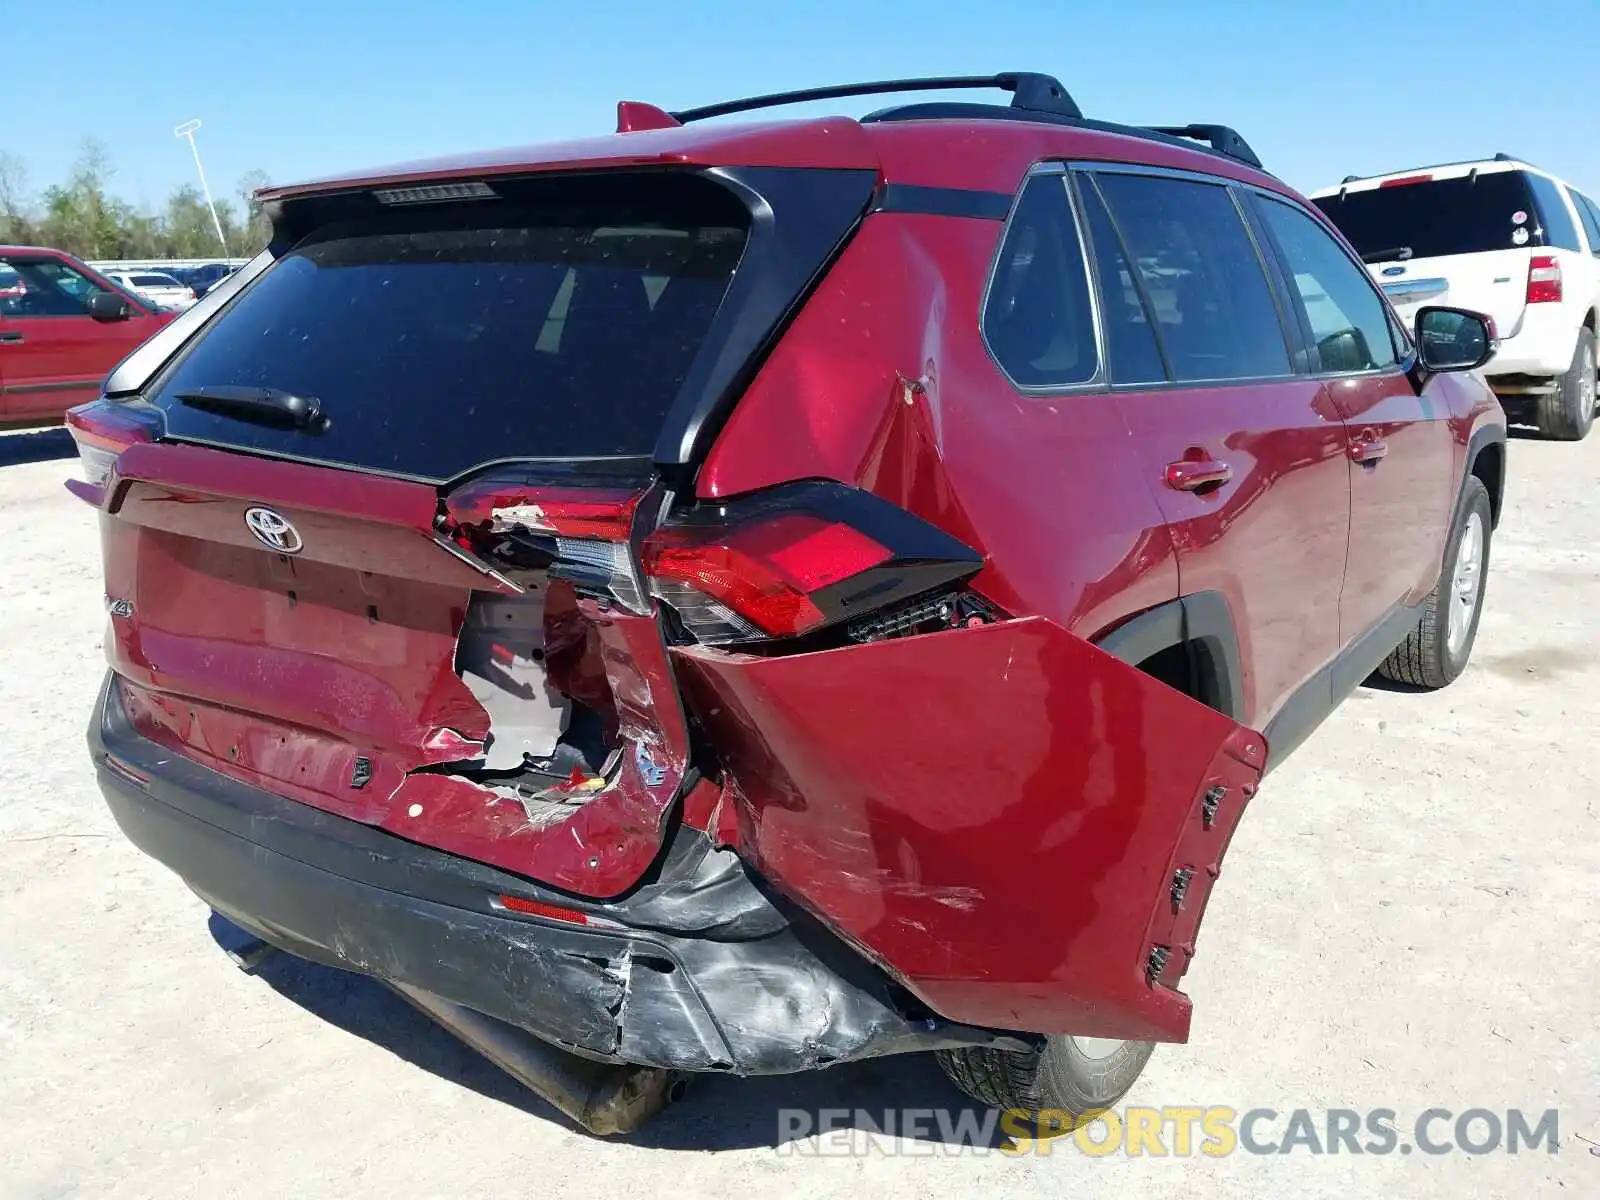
[74,74,1506,1134]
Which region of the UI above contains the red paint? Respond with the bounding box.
[88,102,1505,1046]
[615,101,681,133]
[0,246,173,426]
[672,619,1264,1040]
[100,444,691,897]
[257,118,881,203]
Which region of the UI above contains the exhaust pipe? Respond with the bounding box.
[386,982,680,1136]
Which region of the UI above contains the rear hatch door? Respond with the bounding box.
[95,164,876,897]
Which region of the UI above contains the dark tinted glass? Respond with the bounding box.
[1312,172,1546,259]
[0,256,113,317]
[1077,178,1166,385]
[153,178,750,481]
[1580,194,1600,256]
[1094,173,1290,382]
[1258,197,1398,372]
[1523,173,1580,251]
[983,174,1099,388]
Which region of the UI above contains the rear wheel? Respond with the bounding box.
[1535,326,1596,441]
[1376,476,1492,689]
[936,1035,1155,1129]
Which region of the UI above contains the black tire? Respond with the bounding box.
[1377,476,1492,689]
[936,1036,1155,1128]
[1535,325,1596,441]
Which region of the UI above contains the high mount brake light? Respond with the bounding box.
[1526,255,1563,304]
[64,401,162,504]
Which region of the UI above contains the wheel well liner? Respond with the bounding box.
[1093,592,1242,721]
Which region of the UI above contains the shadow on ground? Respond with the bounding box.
[209,913,999,1152]
[0,427,74,468]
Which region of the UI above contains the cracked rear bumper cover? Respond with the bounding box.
[88,673,1029,1074]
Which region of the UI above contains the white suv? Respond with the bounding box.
[1311,155,1600,440]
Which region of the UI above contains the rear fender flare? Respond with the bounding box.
[1093,592,1244,722]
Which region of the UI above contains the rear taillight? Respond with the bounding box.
[1527,255,1563,304]
[642,483,984,646]
[64,400,161,504]
[444,475,987,647]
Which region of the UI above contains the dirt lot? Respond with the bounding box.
[1,425,1595,1198]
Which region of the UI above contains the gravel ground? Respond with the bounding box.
[1,424,1595,1198]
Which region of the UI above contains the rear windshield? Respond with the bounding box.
[1312,171,1542,260]
[152,174,751,482]
[133,274,181,286]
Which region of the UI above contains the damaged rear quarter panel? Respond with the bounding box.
[673,617,1264,1043]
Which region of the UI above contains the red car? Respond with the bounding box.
[0,247,174,428]
[72,73,1506,1134]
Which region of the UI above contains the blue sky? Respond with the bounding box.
[7,0,1598,211]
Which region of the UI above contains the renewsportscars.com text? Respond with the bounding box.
[774,1106,1562,1157]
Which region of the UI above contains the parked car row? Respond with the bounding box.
[62,72,1518,1137]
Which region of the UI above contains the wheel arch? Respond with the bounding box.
[1465,423,1507,529]
[1093,592,1244,722]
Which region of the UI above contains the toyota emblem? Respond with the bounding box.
[244,507,303,554]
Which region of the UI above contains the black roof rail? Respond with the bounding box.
[664,73,1268,172]
[668,73,1081,124]
[1144,124,1262,170]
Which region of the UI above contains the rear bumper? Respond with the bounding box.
[1488,305,1582,380]
[89,673,1025,1074]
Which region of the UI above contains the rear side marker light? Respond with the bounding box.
[372,181,497,205]
[1526,255,1563,304]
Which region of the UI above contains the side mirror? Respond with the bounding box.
[87,292,133,323]
[1415,306,1497,373]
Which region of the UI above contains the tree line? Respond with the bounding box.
[0,139,273,261]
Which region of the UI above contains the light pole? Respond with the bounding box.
[174,119,228,254]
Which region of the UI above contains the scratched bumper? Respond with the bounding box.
[88,672,1027,1074]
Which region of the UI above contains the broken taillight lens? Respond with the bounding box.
[442,471,652,611]
[443,473,987,647]
[642,482,986,646]
[64,400,162,503]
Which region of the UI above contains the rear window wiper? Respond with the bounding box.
[174,386,325,431]
[1360,246,1414,264]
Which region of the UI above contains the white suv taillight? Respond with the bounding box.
[1527,255,1563,304]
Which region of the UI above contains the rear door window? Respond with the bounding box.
[982,173,1100,389]
[1313,171,1541,259]
[1522,173,1581,251]
[1092,172,1291,383]
[1255,196,1400,373]
[1075,177,1167,385]
[1566,187,1600,255]
[152,174,752,482]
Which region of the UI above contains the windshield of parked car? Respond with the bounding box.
[132,273,184,288]
[1313,171,1541,259]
